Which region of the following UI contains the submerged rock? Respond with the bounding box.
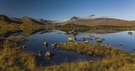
[87,38,93,40]
[120,43,124,46]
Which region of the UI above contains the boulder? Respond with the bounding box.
[68,35,76,42]
[44,41,48,47]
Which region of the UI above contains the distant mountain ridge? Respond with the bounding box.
[1,14,135,26]
[63,15,135,26]
[0,14,55,25]
[65,16,80,21]
[0,14,16,23]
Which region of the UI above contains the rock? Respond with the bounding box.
[87,51,92,55]
[80,38,86,41]
[37,53,42,57]
[77,51,81,53]
[96,38,102,42]
[95,37,99,40]
[96,38,105,43]
[22,45,26,49]
[68,35,76,42]
[56,44,59,47]
[120,43,124,46]
[51,44,59,48]
[84,40,89,43]
[37,51,42,56]
[51,43,58,48]
[44,41,48,47]
[45,51,54,57]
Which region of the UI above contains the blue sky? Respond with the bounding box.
[0,0,135,21]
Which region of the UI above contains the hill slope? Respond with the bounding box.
[65,17,135,27]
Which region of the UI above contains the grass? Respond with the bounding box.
[56,23,92,32]
[0,38,36,71]
[0,38,135,71]
[0,21,135,71]
[0,21,52,37]
[49,42,135,71]
[58,42,128,57]
[56,23,133,32]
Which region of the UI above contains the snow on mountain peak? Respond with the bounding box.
[64,15,107,21]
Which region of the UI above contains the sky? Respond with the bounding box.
[0,0,135,21]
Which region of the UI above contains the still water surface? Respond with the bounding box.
[9,30,135,65]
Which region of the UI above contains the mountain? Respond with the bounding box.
[64,15,135,26]
[65,16,80,21]
[21,17,44,25]
[82,15,106,19]
[65,15,108,22]
[0,15,22,24]
[67,18,129,26]
[0,15,13,23]
[0,14,49,25]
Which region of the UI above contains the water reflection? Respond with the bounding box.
[8,29,135,65]
[128,31,133,36]
[22,30,99,65]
